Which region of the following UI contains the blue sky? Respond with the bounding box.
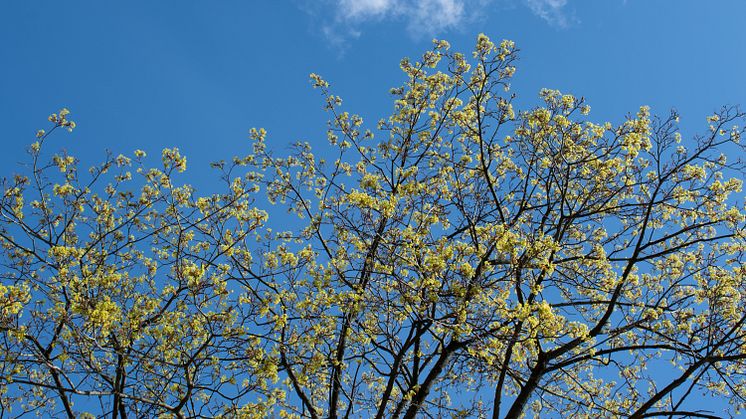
[1,1,745,415]
[2,0,745,190]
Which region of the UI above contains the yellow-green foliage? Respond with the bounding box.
[1,35,745,418]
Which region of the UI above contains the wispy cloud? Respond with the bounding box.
[331,0,468,39]
[337,0,396,20]
[524,0,572,27]
[314,0,574,47]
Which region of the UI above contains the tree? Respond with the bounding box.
[1,35,745,418]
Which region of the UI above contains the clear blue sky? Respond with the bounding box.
[1,0,745,415]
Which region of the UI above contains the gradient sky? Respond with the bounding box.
[1,1,745,415]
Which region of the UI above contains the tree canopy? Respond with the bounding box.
[1,35,745,418]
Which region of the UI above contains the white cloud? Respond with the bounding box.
[317,0,575,47]
[332,0,467,38]
[338,0,396,20]
[410,0,465,33]
[523,0,572,27]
